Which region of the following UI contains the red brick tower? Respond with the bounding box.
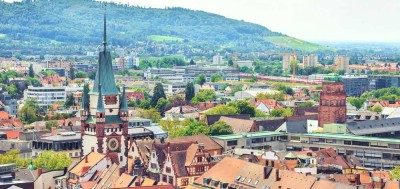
[318,74,347,127]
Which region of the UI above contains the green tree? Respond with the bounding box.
[156,98,169,114]
[312,93,320,102]
[275,85,294,95]
[45,120,58,130]
[75,71,88,78]
[296,101,314,108]
[185,82,195,102]
[230,84,244,95]
[18,99,40,124]
[205,104,239,115]
[190,59,195,65]
[29,64,35,78]
[371,106,383,113]
[69,67,75,80]
[159,118,186,138]
[64,94,74,107]
[184,121,209,136]
[191,89,216,105]
[209,121,233,136]
[228,59,234,66]
[151,83,166,107]
[390,166,400,180]
[255,92,285,101]
[195,74,206,86]
[211,73,223,82]
[137,100,151,110]
[347,97,365,110]
[255,109,267,118]
[34,151,72,170]
[230,100,256,117]
[138,108,162,123]
[128,99,136,107]
[5,84,18,98]
[269,108,293,118]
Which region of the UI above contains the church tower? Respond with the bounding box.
[318,74,347,127]
[80,12,129,165]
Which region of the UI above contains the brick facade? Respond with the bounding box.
[318,81,347,127]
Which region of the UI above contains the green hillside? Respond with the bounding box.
[265,36,336,52]
[0,0,333,54]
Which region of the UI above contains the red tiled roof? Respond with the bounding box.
[4,130,20,139]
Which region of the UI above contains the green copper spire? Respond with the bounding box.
[103,10,107,54]
[80,84,89,110]
[120,85,128,111]
[91,8,119,95]
[28,160,34,170]
[97,84,105,113]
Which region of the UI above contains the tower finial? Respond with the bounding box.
[103,5,107,53]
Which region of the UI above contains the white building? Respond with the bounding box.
[24,86,82,108]
[213,54,224,65]
[302,55,318,67]
[237,60,253,68]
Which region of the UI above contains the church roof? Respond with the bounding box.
[90,13,119,95]
[120,85,128,111]
[85,115,122,124]
[80,84,89,110]
[96,85,105,113]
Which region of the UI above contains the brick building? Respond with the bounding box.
[318,74,347,127]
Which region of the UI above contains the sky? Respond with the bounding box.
[98,0,400,43]
[4,0,400,42]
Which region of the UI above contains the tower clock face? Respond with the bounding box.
[108,138,119,152]
[105,95,117,105]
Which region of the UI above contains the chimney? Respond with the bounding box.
[91,147,94,152]
[38,168,43,177]
[11,172,15,179]
[119,167,126,175]
[63,167,68,175]
[275,169,280,181]
[51,127,57,136]
[85,155,88,163]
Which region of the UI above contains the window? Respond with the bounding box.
[151,163,157,169]
[197,156,202,162]
[166,167,171,173]
[162,175,167,182]
[227,140,238,146]
[168,176,173,184]
[195,166,205,173]
[181,178,189,186]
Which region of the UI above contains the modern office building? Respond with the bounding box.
[24,86,82,108]
[32,132,82,158]
[212,131,400,169]
[342,75,369,97]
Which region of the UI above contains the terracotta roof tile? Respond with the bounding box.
[168,134,222,153]
[360,172,372,184]
[219,116,257,133]
[69,152,106,176]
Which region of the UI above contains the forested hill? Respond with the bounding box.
[0,0,331,54]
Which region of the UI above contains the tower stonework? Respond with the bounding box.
[318,74,347,127]
[80,13,129,166]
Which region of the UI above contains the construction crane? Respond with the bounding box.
[233,53,238,68]
[291,50,297,82]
